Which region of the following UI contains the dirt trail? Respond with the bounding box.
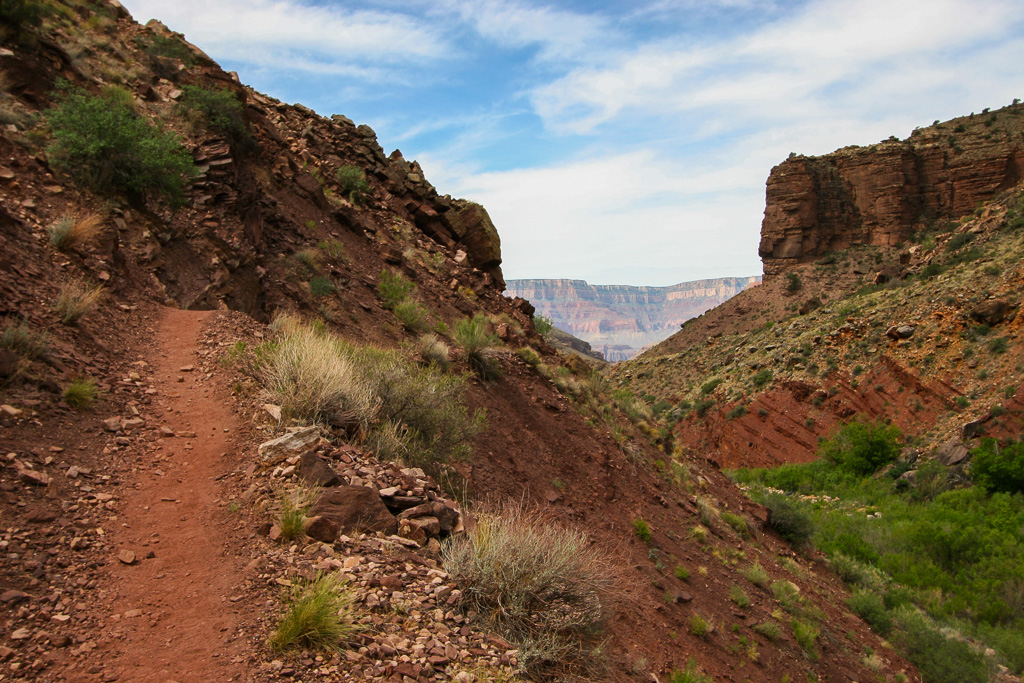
[89,309,252,682]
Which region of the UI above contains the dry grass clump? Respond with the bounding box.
[270,572,358,652]
[393,298,428,332]
[418,333,450,369]
[277,485,319,541]
[454,313,501,380]
[741,561,770,588]
[442,504,621,675]
[63,378,98,409]
[1,319,49,359]
[260,325,372,423]
[47,212,104,252]
[54,278,103,324]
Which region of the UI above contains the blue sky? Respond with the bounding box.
[120,0,1024,286]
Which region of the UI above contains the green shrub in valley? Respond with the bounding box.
[846,590,892,635]
[752,368,773,388]
[178,85,249,144]
[763,493,815,547]
[892,608,990,683]
[819,419,902,476]
[970,438,1024,494]
[46,83,197,205]
[1,320,48,359]
[392,298,428,332]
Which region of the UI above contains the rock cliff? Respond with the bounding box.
[759,102,1024,278]
[507,276,760,361]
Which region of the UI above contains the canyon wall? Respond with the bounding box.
[760,102,1024,278]
[507,276,760,361]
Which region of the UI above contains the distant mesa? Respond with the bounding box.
[507,276,760,361]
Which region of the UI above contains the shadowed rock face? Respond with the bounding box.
[759,102,1024,278]
[507,276,760,361]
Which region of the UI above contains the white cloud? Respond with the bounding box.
[119,0,448,76]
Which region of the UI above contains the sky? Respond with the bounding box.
[119,0,1024,287]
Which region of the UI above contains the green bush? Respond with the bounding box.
[0,0,44,35]
[63,378,98,409]
[741,561,769,588]
[377,269,414,310]
[270,572,358,652]
[392,298,428,332]
[763,493,815,547]
[700,377,723,395]
[752,620,782,641]
[791,618,819,659]
[533,314,554,334]
[893,608,990,683]
[631,518,652,544]
[178,85,249,144]
[752,368,773,388]
[729,584,751,608]
[721,510,751,538]
[689,614,711,637]
[819,419,902,476]
[846,590,892,635]
[971,438,1024,494]
[46,84,197,205]
[669,657,712,683]
[442,506,619,675]
[139,33,195,65]
[335,164,369,203]
[1,320,48,359]
[308,276,335,297]
[785,272,802,292]
[54,279,103,324]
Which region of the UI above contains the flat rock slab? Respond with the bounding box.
[312,486,398,535]
[258,426,320,464]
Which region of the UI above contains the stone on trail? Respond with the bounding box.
[258,426,321,464]
[117,550,136,565]
[312,486,398,535]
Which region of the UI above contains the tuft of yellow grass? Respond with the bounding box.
[48,212,105,252]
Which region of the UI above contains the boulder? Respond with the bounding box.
[303,515,340,544]
[397,501,460,534]
[970,299,1013,326]
[298,451,341,487]
[934,439,970,466]
[885,324,915,340]
[311,486,398,535]
[258,426,320,464]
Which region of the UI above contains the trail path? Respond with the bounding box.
[92,308,252,682]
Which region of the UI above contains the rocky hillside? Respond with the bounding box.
[0,2,912,682]
[759,102,1024,278]
[507,276,759,361]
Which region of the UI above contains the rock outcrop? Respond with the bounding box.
[759,102,1024,277]
[507,276,760,361]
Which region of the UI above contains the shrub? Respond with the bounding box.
[819,419,902,476]
[392,298,428,332]
[785,272,802,292]
[515,346,541,367]
[377,269,414,310]
[752,368,773,388]
[178,85,249,144]
[442,505,619,675]
[729,585,751,608]
[454,313,501,380]
[139,32,195,64]
[846,590,892,635]
[0,0,44,36]
[1,320,48,359]
[277,486,318,542]
[335,164,369,203]
[308,276,335,297]
[46,83,197,205]
[260,326,372,423]
[892,608,990,683]
[763,493,815,547]
[48,212,104,252]
[700,378,723,395]
[988,337,1009,355]
[63,378,98,409]
[742,562,770,588]
[669,658,712,683]
[726,404,748,420]
[417,333,450,369]
[689,614,711,637]
[293,248,322,273]
[752,620,782,641]
[674,564,690,581]
[270,572,358,652]
[693,398,714,417]
[533,314,554,334]
[791,619,819,659]
[54,279,103,324]
[970,438,1024,494]
[721,511,750,538]
[945,232,974,251]
[318,239,345,260]
[632,518,652,544]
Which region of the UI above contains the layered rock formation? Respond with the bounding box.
[507,276,760,361]
[759,102,1024,277]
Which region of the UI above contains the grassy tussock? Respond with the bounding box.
[278,485,319,541]
[48,212,104,252]
[54,278,102,324]
[442,505,620,675]
[454,313,501,379]
[63,378,98,409]
[270,572,358,652]
[417,333,450,369]
[1,320,49,359]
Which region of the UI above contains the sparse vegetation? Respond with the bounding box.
[270,572,358,652]
[752,620,782,641]
[178,85,250,144]
[48,212,104,252]
[752,368,773,388]
[689,613,711,638]
[308,276,335,297]
[729,584,751,608]
[54,279,103,324]
[454,313,501,380]
[632,518,652,544]
[533,314,554,334]
[1,320,49,359]
[47,83,197,205]
[442,505,619,675]
[791,618,819,659]
[377,269,414,310]
[277,486,317,541]
[741,561,770,588]
[335,165,369,203]
[392,298,429,332]
[785,272,803,292]
[668,657,713,683]
[63,378,98,409]
[417,333,450,368]
[515,346,541,367]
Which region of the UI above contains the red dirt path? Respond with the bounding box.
[82,309,252,683]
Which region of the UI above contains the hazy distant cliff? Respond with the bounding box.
[507,276,760,361]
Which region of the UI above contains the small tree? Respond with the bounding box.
[46,83,197,205]
[819,419,902,476]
